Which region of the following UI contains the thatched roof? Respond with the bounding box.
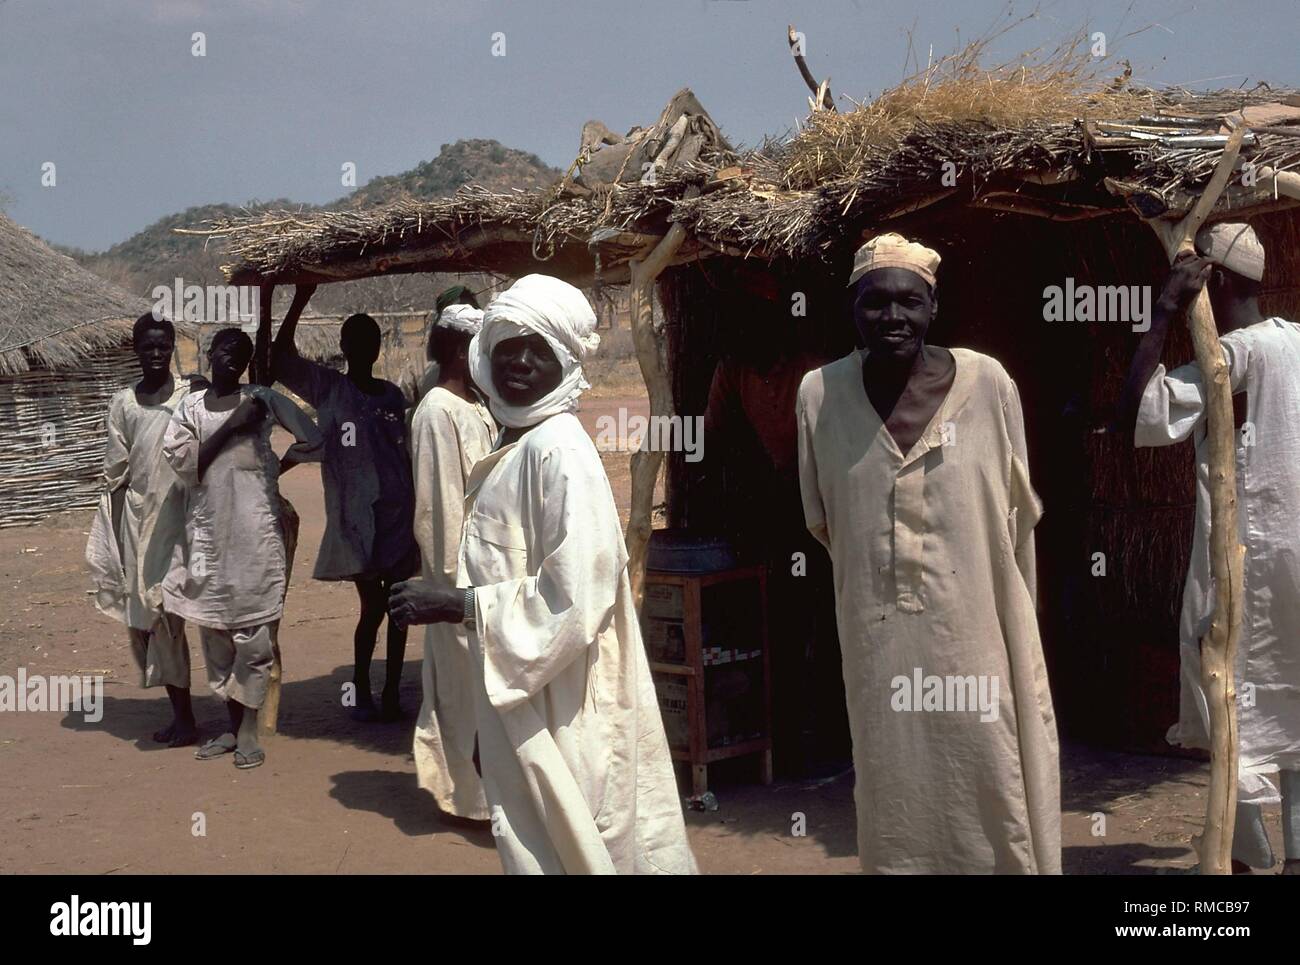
[0,212,151,375]
[194,77,1300,289]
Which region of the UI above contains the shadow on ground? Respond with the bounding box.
[328,768,495,849]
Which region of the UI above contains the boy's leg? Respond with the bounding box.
[380,574,409,720]
[352,577,386,718]
[195,627,239,759]
[225,622,275,767]
[156,613,196,747]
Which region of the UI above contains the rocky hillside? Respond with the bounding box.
[67,139,561,311]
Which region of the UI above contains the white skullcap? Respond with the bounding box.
[1196,222,1265,282]
[848,232,941,287]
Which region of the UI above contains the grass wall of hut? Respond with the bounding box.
[0,346,138,527]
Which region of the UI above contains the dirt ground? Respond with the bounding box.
[0,389,1287,875]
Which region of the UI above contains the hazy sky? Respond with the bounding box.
[2,0,1295,251]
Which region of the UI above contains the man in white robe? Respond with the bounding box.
[86,313,196,745]
[389,275,697,874]
[409,304,495,820]
[797,233,1060,873]
[1122,223,1300,874]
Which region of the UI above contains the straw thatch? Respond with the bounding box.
[194,63,1300,288]
[0,212,149,375]
[1,212,158,527]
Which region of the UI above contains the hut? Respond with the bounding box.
[189,68,1300,753]
[0,212,153,527]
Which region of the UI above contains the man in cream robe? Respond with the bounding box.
[390,274,697,874]
[797,234,1060,873]
[1126,223,1300,873]
[409,304,495,820]
[86,313,196,745]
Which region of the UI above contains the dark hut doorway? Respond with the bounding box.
[659,211,1198,760]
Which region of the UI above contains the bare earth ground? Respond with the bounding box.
[0,372,1287,874]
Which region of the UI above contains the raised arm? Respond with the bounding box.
[270,284,320,397]
[271,285,316,360]
[1116,252,1212,439]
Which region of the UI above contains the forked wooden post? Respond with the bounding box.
[1144,129,1246,874]
[626,222,687,609]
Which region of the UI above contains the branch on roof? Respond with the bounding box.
[788,24,835,112]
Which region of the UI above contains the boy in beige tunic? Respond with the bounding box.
[796,233,1060,873]
[163,328,322,769]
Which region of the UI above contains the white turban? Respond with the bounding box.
[437,303,484,335]
[469,274,600,429]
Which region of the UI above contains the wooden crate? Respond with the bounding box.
[644,565,772,796]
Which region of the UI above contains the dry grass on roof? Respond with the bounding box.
[780,33,1158,190]
[0,212,150,375]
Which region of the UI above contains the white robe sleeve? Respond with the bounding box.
[162,394,201,488]
[1135,332,1252,447]
[102,391,131,492]
[473,443,626,712]
[1003,374,1043,606]
[796,374,830,551]
[263,387,324,459]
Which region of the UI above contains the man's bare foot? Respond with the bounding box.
[168,720,199,748]
[1282,859,1300,875]
[1231,859,1255,875]
[351,695,380,722]
[152,721,177,743]
[380,691,404,722]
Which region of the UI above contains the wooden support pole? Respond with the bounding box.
[254,283,283,737]
[625,218,688,609]
[1144,129,1245,874]
[254,285,274,387]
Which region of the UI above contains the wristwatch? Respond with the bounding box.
[462,587,476,629]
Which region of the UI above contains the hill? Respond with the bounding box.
[69,139,561,309]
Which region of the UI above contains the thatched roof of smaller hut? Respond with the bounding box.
[0,212,151,375]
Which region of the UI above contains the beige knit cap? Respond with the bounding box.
[848,232,941,287]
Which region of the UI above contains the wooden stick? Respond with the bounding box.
[1144,128,1245,875]
[787,24,835,111]
[625,217,689,609]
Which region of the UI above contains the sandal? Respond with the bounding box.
[234,749,265,770]
[194,735,237,760]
